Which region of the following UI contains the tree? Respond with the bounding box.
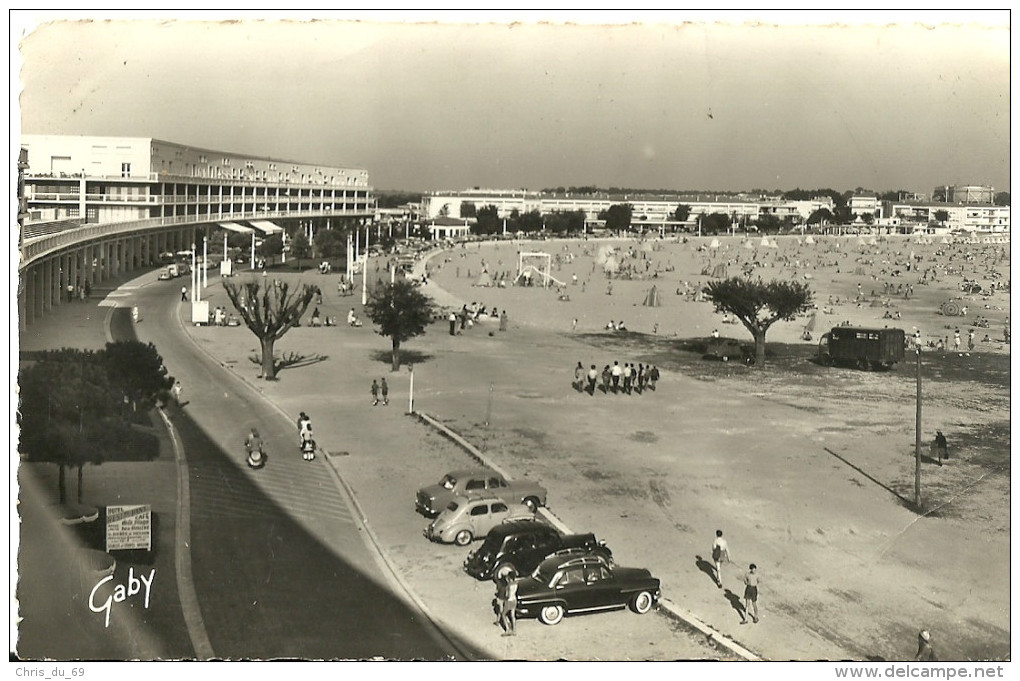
[703,277,814,367]
[600,204,633,232]
[755,213,781,234]
[674,204,691,223]
[289,232,312,268]
[807,208,834,225]
[702,212,731,234]
[222,279,316,380]
[474,205,500,235]
[861,212,875,226]
[994,191,1010,206]
[460,202,477,219]
[314,227,346,259]
[933,209,949,227]
[258,233,283,258]
[103,341,174,408]
[363,280,438,371]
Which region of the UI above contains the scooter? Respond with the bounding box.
[246,439,267,469]
[300,437,316,461]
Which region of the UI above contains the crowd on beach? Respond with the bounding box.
[573,360,660,396]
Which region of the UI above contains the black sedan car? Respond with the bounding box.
[514,555,661,626]
[463,520,613,581]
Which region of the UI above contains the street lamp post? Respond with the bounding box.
[407,364,414,414]
[914,346,922,510]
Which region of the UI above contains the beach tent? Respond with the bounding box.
[869,238,878,246]
[709,238,720,249]
[473,271,493,287]
[642,285,662,307]
[941,237,951,244]
[711,263,728,278]
[596,245,615,265]
[603,255,620,273]
[760,236,770,247]
[805,235,815,244]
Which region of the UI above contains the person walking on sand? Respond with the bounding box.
[587,364,598,395]
[711,530,730,588]
[449,311,457,336]
[181,286,188,301]
[611,361,622,393]
[914,630,937,661]
[741,563,760,624]
[381,378,389,406]
[967,329,975,353]
[574,362,585,391]
[953,329,961,353]
[371,379,380,406]
[499,309,508,332]
[935,430,948,462]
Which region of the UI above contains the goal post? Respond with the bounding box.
[518,251,553,288]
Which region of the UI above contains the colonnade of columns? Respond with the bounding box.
[18,225,197,327]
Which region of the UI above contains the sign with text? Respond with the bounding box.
[105,505,152,551]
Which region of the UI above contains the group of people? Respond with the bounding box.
[66,280,92,302]
[574,360,660,395]
[211,306,240,326]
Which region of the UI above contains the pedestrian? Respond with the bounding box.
[953,329,961,353]
[572,318,578,332]
[649,365,660,391]
[636,363,645,393]
[300,419,315,461]
[611,361,622,393]
[587,364,598,395]
[371,379,380,406]
[170,380,183,407]
[499,310,508,332]
[573,362,584,391]
[967,329,975,352]
[497,577,518,636]
[711,530,730,589]
[741,563,760,624]
[600,365,611,394]
[935,430,948,462]
[297,411,310,433]
[712,328,720,339]
[622,363,633,394]
[914,630,937,661]
[181,286,188,301]
[380,378,389,406]
[449,311,457,336]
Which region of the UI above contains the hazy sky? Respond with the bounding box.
[14,12,1011,194]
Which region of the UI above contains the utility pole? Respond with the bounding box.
[914,346,922,510]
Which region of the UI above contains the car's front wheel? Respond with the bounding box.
[524,497,540,513]
[454,529,473,546]
[539,604,565,626]
[630,591,654,614]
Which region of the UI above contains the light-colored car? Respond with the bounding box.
[423,495,536,546]
[415,468,547,517]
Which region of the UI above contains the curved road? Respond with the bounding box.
[122,273,476,660]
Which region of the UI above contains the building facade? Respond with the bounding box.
[21,135,374,227]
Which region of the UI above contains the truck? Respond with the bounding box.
[818,327,905,370]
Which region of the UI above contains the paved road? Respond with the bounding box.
[24,272,469,660]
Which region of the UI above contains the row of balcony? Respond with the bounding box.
[27,172,372,189]
[19,208,374,267]
[29,192,372,203]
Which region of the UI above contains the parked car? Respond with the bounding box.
[415,468,547,517]
[818,326,905,370]
[423,495,535,546]
[463,520,613,581]
[514,554,661,626]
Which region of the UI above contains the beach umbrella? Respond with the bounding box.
[709,238,720,249]
[603,255,619,273]
[805,235,815,244]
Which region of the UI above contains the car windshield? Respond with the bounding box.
[531,566,557,587]
[440,474,457,490]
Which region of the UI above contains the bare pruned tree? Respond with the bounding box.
[222,279,316,380]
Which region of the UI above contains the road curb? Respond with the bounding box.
[413,410,762,662]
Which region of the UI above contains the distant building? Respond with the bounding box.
[849,195,881,218]
[938,184,996,204]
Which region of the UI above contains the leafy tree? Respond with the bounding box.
[363,280,438,371]
[674,204,691,223]
[222,279,316,380]
[103,341,174,408]
[314,227,346,259]
[289,232,312,268]
[755,213,781,234]
[861,212,875,225]
[258,233,283,258]
[807,208,834,225]
[702,212,731,234]
[544,210,585,235]
[474,205,501,235]
[600,203,633,232]
[460,202,477,219]
[515,210,544,233]
[993,192,1010,206]
[933,209,949,225]
[703,277,814,367]
[226,231,252,250]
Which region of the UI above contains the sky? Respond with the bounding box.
[12,11,1012,195]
